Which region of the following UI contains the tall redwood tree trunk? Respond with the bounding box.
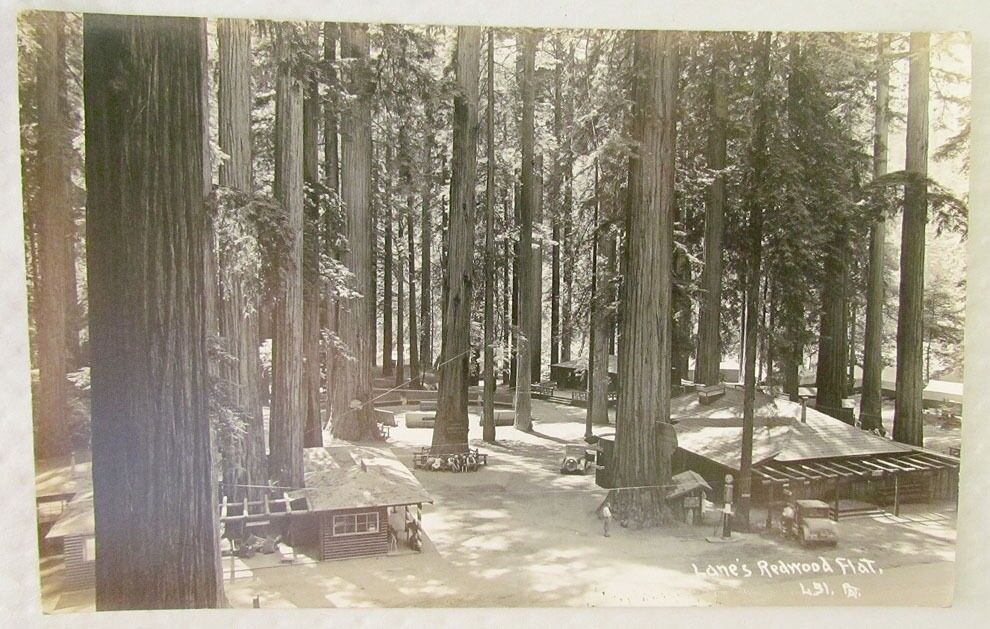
[269,24,305,488]
[332,23,377,441]
[483,29,497,443]
[433,26,481,449]
[503,191,513,385]
[738,32,772,532]
[860,34,890,431]
[420,124,435,376]
[514,31,539,431]
[587,161,612,431]
[694,35,727,386]
[550,57,563,368]
[815,230,849,420]
[217,18,266,493]
[611,31,678,526]
[34,11,71,459]
[323,23,345,426]
[780,41,806,399]
[383,146,394,377]
[893,33,930,447]
[402,128,420,387]
[531,154,544,382]
[395,181,406,388]
[302,25,323,447]
[84,14,223,609]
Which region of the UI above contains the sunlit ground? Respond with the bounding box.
[41,395,957,611]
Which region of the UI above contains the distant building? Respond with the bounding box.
[880,365,963,412]
[669,388,959,512]
[550,356,740,390]
[922,379,963,409]
[549,356,617,390]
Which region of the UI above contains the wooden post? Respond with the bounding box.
[893,474,900,517]
[284,492,296,561]
[833,478,840,521]
[765,482,773,532]
[722,474,733,538]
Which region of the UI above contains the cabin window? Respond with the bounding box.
[332,512,380,537]
[82,536,96,562]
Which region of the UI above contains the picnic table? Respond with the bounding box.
[697,384,726,404]
[412,445,489,470]
[532,381,557,398]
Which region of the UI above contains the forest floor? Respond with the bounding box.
[37,394,959,611]
[221,396,957,608]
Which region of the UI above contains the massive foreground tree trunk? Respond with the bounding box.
[269,24,305,488]
[514,30,539,431]
[84,14,223,609]
[860,34,890,431]
[34,11,71,459]
[332,24,378,441]
[694,35,728,386]
[217,18,266,494]
[433,26,481,449]
[894,33,930,447]
[611,31,678,527]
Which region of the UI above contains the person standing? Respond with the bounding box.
[601,501,613,537]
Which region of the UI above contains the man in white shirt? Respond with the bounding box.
[601,502,613,537]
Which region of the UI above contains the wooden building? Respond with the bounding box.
[922,379,963,411]
[553,356,743,391]
[44,481,94,591]
[669,388,959,516]
[35,456,90,555]
[665,470,712,525]
[287,446,433,561]
[549,356,617,390]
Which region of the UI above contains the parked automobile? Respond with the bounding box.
[560,444,596,474]
[781,499,838,547]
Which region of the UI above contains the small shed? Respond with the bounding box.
[665,470,712,524]
[549,356,617,391]
[288,446,433,561]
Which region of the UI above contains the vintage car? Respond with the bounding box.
[781,499,838,547]
[560,445,596,474]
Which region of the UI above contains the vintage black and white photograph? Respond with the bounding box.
[14,4,971,613]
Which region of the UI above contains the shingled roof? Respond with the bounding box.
[671,388,912,470]
[46,489,94,539]
[551,355,618,375]
[289,445,433,512]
